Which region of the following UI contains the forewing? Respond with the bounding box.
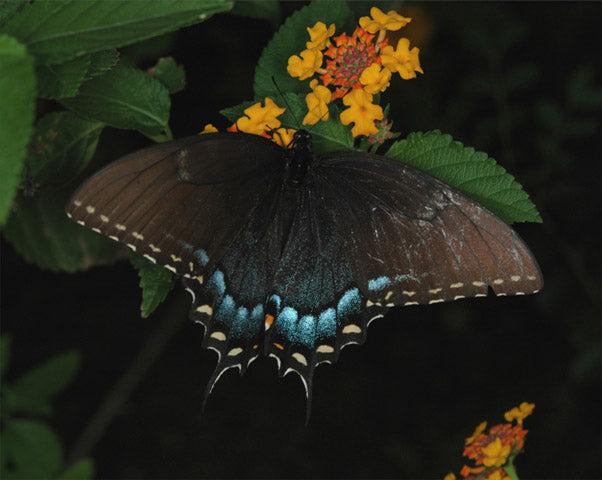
[315,151,543,307]
[66,133,285,278]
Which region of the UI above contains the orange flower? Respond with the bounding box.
[236,98,285,135]
[306,21,336,50]
[287,48,324,81]
[504,402,535,426]
[465,421,487,446]
[303,79,332,125]
[200,124,218,134]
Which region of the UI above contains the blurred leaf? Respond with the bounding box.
[12,351,80,401]
[58,458,95,480]
[86,49,119,79]
[2,419,63,478]
[148,57,186,94]
[2,386,53,417]
[0,335,11,379]
[0,34,36,226]
[26,111,104,187]
[36,55,91,99]
[231,1,281,25]
[567,65,602,110]
[3,190,123,272]
[254,1,355,99]
[3,0,232,65]
[61,63,171,140]
[386,130,542,224]
[129,253,176,318]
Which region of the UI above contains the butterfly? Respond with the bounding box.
[66,130,543,414]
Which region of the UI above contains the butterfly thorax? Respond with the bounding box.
[284,130,313,188]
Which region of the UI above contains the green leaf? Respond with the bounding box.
[386,131,542,224]
[2,420,63,478]
[2,386,53,417]
[0,34,36,226]
[0,335,11,379]
[148,56,186,94]
[3,0,232,65]
[0,0,28,29]
[36,55,91,99]
[58,458,95,480]
[61,63,171,140]
[220,94,354,152]
[254,1,355,99]
[231,1,281,25]
[12,351,80,401]
[87,49,119,78]
[129,253,176,318]
[3,190,124,272]
[26,111,104,187]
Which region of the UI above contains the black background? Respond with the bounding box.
[2,2,601,478]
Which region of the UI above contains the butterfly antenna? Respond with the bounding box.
[272,76,302,130]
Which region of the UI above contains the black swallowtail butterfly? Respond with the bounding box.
[66,130,542,411]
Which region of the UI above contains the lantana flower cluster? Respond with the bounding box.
[202,7,422,147]
[287,7,422,140]
[444,402,535,480]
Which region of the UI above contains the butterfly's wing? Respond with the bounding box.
[314,151,543,308]
[184,181,387,409]
[66,133,285,279]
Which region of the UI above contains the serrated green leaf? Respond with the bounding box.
[58,458,94,480]
[0,335,11,378]
[386,131,542,224]
[129,253,176,318]
[60,63,171,140]
[148,57,186,94]
[12,351,80,401]
[2,420,63,478]
[3,0,232,65]
[25,111,104,187]
[36,55,91,99]
[254,1,355,99]
[3,190,124,272]
[87,49,119,78]
[0,34,36,226]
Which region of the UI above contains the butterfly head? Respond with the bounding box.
[285,130,314,188]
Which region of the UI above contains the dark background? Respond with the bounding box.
[2,2,601,478]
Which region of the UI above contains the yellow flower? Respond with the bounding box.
[504,402,535,425]
[306,21,335,50]
[200,123,218,134]
[481,438,511,468]
[487,469,511,480]
[287,48,323,80]
[359,7,412,34]
[465,421,487,446]
[339,89,383,137]
[359,63,391,94]
[272,127,296,148]
[236,98,285,135]
[443,473,456,480]
[381,38,423,80]
[303,79,332,125]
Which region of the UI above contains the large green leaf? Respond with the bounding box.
[386,131,542,224]
[0,34,36,226]
[254,1,355,99]
[35,55,91,99]
[3,0,232,65]
[3,190,123,272]
[26,111,104,187]
[61,63,171,140]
